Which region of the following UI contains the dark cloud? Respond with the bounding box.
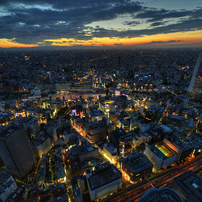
[89,17,202,38]
[145,40,183,44]
[0,0,202,47]
[123,20,140,26]
[0,0,143,44]
[114,43,122,46]
[135,8,191,22]
[135,7,202,22]
[150,21,168,27]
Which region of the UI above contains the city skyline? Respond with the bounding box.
[0,0,202,49]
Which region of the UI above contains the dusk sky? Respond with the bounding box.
[0,0,202,49]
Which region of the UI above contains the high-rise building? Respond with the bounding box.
[187,49,202,98]
[47,71,52,83]
[0,125,36,178]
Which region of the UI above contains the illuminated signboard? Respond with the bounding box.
[115,90,121,96]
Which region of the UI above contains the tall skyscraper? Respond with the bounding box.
[187,49,202,98]
[0,125,36,178]
[47,71,52,83]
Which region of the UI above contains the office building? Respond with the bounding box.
[103,142,118,163]
[30,131,52,158]
[14,117,40,138]
[139,187,183,202]
[145,142,176,172]
[117,117,130,131]
[109,129,133,157]
[171,171,202,202]
[164,139,193,161]
[121,152,153,181]
[119,132,133,157]
[133,132,152,147]
[82,120,107,143]
[89,110,105,122]
[86,162,122,201]
[166,115,194,130]
[0,172,17,202]
[68,144,99,163]
[43,121,58,143]
[149,123,166,144]
[0,125,36,178]
[71,175,85,202]
[6,186,27,201]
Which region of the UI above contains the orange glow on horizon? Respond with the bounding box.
[0,38,39,48]
[0,30,202,48]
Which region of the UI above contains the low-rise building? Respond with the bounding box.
[31,131,52,158]
[86,162,122,201]
[109,129,133,157]
[164,139,193,161]
[121,152,153,181]
[82,120,107,143]
[0,172,17,202]
[6,187,27,202]
[43,121,58,143]
[133,132,152,147]
[89,110,105,122]
[171,171,202,202]
[55,166,66,183]
[14,117,40,138]
[103,142,118,163]
[71,175,85,202]
[145,142,176,172]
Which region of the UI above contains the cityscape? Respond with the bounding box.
[0,48,202,202]
[1,1,202,202]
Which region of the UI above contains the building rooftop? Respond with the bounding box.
[173,171,202,201]
[119,132,133,143]
[43,121,57,129]
[31,131,49,145]
[155,142,176,158]
[14,116,38,125]
[0,172,15,195]
[71,175,84,199]
[0,125,22,140]
[139,187,183,202]
[123,152,153,173]
[88,162,122,191]
[90,110,105,117]
[6,187,26,202]
[55,166,65,180]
